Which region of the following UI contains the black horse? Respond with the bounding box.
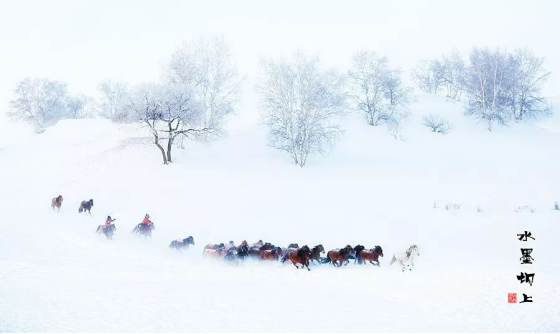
[353,245,366,264]
[78,199,94,215]
[169,236,195,251]
[309,244,325,264]
[131,222,155,240]
[223,244,250,264]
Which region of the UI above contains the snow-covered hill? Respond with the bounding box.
[1,96,559,332]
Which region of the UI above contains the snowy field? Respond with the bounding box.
[1,96,560,332]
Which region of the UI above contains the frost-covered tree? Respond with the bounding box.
[412,59,445,95]
[413,50,465,101]
[503,49,551,121]
[8,78,68,132]
[98,80,131,122]
[441,50,466,101]
[128,83,204,164]
[166,37,242,127]
[257,53,346,167]
[348,51,412,127]
[129,36,241,165]
[464,47,510,131]
[65,94,96,119]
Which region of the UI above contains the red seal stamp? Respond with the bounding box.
[508,293,517,303]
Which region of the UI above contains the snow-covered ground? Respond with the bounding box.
[1,96,559,332]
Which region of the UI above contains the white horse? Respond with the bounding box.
[390,245,420,272]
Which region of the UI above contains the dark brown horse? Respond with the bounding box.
[260,247,282,261]
[288,245,312,271]
[359,246,384,266]
[78,199,94,215]
[249,243,273,258]
[309,244,325,264]
[51,195,63,213]
[280,246,300,263]
[326,245,354,267]
[169,236,195,251]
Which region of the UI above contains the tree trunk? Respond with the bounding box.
[167,136,174,163]
[154,135,168,164]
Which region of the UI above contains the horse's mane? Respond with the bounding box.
[297,246,310,258]
[354,245,365,255]
[406,247,412,257]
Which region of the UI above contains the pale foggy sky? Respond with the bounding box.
[1,0,559,117]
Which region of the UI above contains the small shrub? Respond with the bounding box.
[423,115,454,134]
[477,207,484,213]
[554,202,559,211]
[515,205,535,213]
[445,203,461,210]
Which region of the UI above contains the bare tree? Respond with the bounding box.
[128,83,204,164]
[98,80,131,122]
[503,49,551,121]
[129,36,241,165]
[8,78,68,132]
[348,51,412,127]
[423,115,454,134]
[464,47,510,131]
[257,53,346,167]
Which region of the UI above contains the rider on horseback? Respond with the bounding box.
[103,216,116,234]
[140,214,152,231]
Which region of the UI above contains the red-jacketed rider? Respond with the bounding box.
[140,214,151,231]
[100,215,115,234]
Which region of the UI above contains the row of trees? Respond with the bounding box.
[9,37,242,165]
[7,39,552,166]
[413,48,551,130]
[8,78,134,131]
[257,51,413,166]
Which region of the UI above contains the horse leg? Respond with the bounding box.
[291,260,299,269]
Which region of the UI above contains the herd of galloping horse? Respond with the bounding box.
[191,240,420,272]
[51,195,421,272]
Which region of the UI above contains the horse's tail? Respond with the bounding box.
[169,241,175,249]
[78,206,83,213]
[130,226,137,233]
[389,255,397,266]
[95,225,101,233]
